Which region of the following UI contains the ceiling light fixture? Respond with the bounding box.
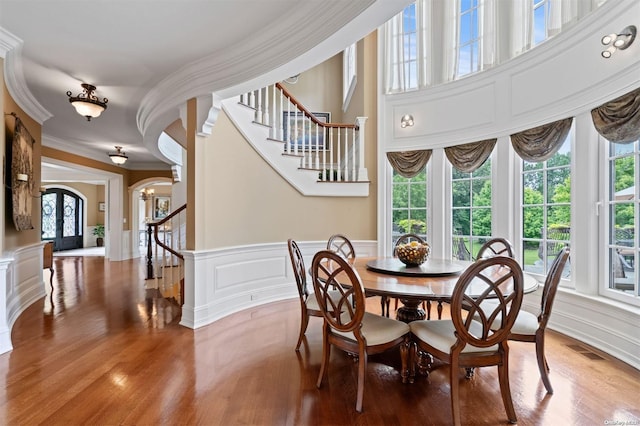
[109,146,128,165]
[400,114,414,128]
[67,83,108,121]
[601,25,636,58]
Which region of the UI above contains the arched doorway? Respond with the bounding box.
[41,188,84,251]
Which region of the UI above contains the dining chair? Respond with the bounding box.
[409,256,524,426]
[326,233,356,260]
[326,233,387,316]
[311,250,411,413]
[390,234,430,318]
[288,239,323,351]
[476,237,515,259]
[508,246,570,394]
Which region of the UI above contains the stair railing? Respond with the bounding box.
[146,204,186,305]
[239,83,367,182]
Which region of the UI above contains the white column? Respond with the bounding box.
[429,149,449,259]
[573,112,600,295]
[0,258,14,354]
[492,136,516,248]
[356,117,368,181]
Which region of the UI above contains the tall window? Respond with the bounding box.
[343,43,357,110]
[392,167,427,245]
[607,140,639,300]
[533,0,550,46]
[521,133,571,278]
[452,158,492,259]
[384,2,419,93]
[401,3,418,89]
[457,0,480,77]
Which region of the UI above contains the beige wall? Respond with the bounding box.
[3,78,42,251]
[194,35,379,248]
[200,110,376,248]
[281,53,344,122]
[0,57,4,254]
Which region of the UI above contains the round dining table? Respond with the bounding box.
[350,257,539,322]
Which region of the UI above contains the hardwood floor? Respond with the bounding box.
[1,256,639,425]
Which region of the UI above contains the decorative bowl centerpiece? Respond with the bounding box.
[396,241,431,267]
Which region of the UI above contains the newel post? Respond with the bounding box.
[146,224,154,279]
[356,117,368,181]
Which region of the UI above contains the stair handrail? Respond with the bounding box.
[146,203,186,279]
[152,203,187,258]
[275,82,359,130]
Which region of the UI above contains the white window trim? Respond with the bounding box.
[342,43,357,112]
[599,132,640,307]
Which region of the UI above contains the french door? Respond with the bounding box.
[41,189,84,251]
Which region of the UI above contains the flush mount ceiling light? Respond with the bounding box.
[400,114,414,128]
[601,25,636,58]
[67,83,108,121]
[108,146,128,165]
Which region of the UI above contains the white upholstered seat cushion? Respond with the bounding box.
[509,310,539,335]
[475,300,540,335]
[333,312,410,346]
[409,319,498,353]
[306,290,345,311]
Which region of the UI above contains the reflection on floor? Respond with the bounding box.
[53,246,105,256]
[43,255,181,326]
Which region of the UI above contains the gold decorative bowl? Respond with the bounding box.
[396,242,430,267]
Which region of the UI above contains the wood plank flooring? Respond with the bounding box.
[1,255,639,425]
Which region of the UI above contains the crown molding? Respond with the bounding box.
[42,134,169,170]
[0,26,21,58]
[1,27,53,124]
[136,0,406,141]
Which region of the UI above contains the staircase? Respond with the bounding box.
[145,204,186,305]
[222,83,370,197]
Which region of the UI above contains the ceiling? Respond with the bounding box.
[1,0,408,178]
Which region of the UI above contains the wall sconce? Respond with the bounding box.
[601,25,636,58]
[67,83,108,121]
[284,74,300,84]
[16,173,28,182]
[140,188,154,201]
[108,146,128,165]
[400,114,414,128]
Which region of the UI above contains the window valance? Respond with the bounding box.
[510,117,573,162]
[444,139,497,173]
[386,150,432,178]
[591,86,640,144]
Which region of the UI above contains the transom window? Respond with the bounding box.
[392,167,427,246]
[451,158,492,260]
[533,0,551,46]
[400,3,418,90]
[521,132,571,278]
[457,0,480,77]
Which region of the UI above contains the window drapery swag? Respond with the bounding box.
[386,150,432,178]
[445,139,497,173]
[510,118,573,162]
[591,86,640,144]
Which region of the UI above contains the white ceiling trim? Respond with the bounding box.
[1,29,52,124]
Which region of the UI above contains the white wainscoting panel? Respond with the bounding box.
[518,286,640,370]
[0,242,48,355]
[180,240,377,329]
